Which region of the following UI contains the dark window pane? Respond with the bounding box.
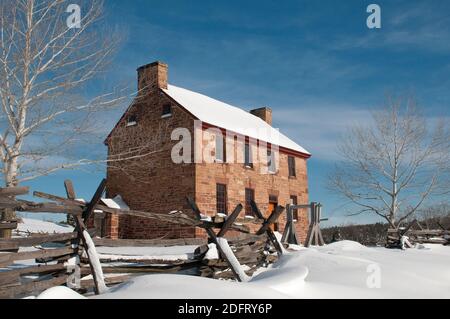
[223,137,227,163]
[216,184,228,215]
[245,144,253,167]
[245,188,255,216]
[127,115,137,126]
[288,156,296,177]
[269,195,278,203]
[290,195,298,220]
[162,104,172,116]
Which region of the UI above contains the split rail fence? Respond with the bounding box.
[0,180,111,298]
[0,179,294,297]
[387,219,450,248]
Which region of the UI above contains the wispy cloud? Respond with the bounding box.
[330,2,450,53]
[273,102,449,162]
[273,103,372,161]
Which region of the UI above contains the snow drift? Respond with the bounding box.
[31,240,449,299]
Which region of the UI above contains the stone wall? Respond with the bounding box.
[105,69,197,239]
[104,61,310,242]
[195,129,309,242]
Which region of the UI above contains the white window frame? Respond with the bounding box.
[127,115,137,127]
[215,134,224,163]
[161,104,173,119]
[244,143,253,168]
[267,150,277,174]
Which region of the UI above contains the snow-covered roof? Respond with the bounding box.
[163,85,310,156]
[18,218,74,234]
[100,195,130,211]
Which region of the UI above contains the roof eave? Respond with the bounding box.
[200,122,311,159]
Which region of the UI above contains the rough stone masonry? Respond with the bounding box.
[103,61,310,242]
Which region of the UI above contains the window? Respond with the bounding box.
[244,143,253,168]
[269,195,278,204]
[245,188,255,216]
[162,104,172,118]
[127,115,137,127]
[215,134,226,163]
[216,184,228,215]
[288,156,296,177]
[269,195,279,231]
[290,195,299,220]
[267,149,277,173]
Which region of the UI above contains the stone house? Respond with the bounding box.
[103,61,311,242]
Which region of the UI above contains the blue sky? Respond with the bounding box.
[21,0,450,226]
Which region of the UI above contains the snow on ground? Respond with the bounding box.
[33,240,450,299]
[93,241,450,299]
[94,275,290,299]
[35,286,87,299]
[97,246,198,261]
[17,218,73,235]
[297,241,450,299]
[95,246,198,262]
[2,219,73,270]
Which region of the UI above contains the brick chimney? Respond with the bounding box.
[250,107,273,125]
[137,61,168,92]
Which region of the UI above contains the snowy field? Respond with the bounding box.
[17,218,73,235]
[88,242,449,299]
[96,246,197,262]
[16,218,450,299]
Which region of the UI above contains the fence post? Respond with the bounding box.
[281,204,299,245]
[251,201,285,256]
[65,180,107,295]
[186,197,247,282]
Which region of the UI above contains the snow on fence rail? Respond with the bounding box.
[0,179,289,298]
[387,220,450,248]
[0,181,109,298]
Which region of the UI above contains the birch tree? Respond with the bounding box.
[330,97,450,229]
[0,0,126,187]
[0,0,130,237]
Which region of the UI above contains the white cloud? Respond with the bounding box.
[330,3,450,53]
[273,104,372,161]
[273,100,449,162]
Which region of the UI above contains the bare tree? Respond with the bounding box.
[0,0,133,237]
[418,203,450,229]
[330,97,450,230]
[0,0,126,186]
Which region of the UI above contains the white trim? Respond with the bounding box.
[161,113,172,119]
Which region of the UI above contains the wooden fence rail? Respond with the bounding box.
[387,221,450,248]
[0,181,107,298]
[0,179,289,297]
